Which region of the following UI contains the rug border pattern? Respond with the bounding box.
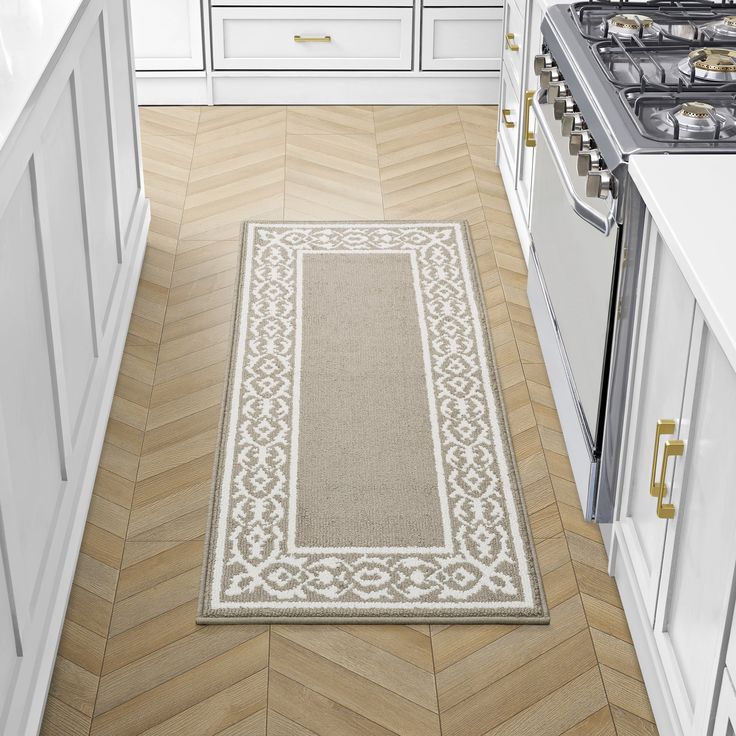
[197,221,549,625]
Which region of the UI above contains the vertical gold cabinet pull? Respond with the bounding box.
[523,91,536,148]
[650,419,676,496]
[501,108,515,128]
[505,32,519,51]
[655,439,684,519]
[294,35,332,42]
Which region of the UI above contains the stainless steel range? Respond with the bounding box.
[526,0,736,521]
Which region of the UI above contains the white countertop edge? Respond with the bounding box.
[0,0,91,151]
[629,154,736,374]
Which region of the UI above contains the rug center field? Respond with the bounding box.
[293,251,449,551]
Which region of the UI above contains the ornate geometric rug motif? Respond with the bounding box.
[198,222,548,623]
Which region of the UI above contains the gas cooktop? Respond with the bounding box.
[540,0,736,168]
[572,0,736,43]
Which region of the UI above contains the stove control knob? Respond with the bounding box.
[561,112,585,137]
[547,81,570,102]
[539,67,562,90]
[553,96,576,121]
[586,170,615,200]
[577,149,603,176]
[534,53,554,75]
[569,129,594,155]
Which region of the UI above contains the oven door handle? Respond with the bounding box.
[531,92,617,236]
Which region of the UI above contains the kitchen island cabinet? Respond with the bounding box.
[0,0,149,732]
[612,156,736,736]
[131,0,504,104]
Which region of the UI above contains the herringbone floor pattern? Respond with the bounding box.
[40,105,658,736]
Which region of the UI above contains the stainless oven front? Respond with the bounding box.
[527,91,621,519]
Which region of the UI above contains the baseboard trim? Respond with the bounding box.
[136,75,210,105]
[136,72,500,105]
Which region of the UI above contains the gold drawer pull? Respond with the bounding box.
[655,439,684,519]
[505,32,520,51]
[294,34,332,42]
[650,419,676,497]
[502,108,515,128]
[523,90,536,147]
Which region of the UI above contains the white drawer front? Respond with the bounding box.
[502,0,524,86]
[497,65,520,182]
[421,7,503,71]
[212,7,414,70]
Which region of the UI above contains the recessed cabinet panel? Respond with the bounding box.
[0,543,19,716]
[617,232,694,624]
[39,84,96,440]
[498,65,520,171]
[714,671,736,736]
[104,2,141,240]
[131,0,204,70]
[421,8,503,71]
[212,7,413,71]
[655,325,736,730]
[0,169,65,619]
[77,20,122,332]
[516,0,542,221]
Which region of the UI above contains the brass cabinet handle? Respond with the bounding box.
[523,91,536,147]
[655,439,684,519]
[501,108,515,128]
[650,419,676,497]
[294,35,332,42]
[505,32,520,51]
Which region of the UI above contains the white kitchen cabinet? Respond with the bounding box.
[421,7,503,71]
[0,0,149,731]
[130,0,204,70]
[613,218,736,736]
[497,0,547,261]
[615,230,695,624]
[132,0,502,102]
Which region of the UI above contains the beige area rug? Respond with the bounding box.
[198,222,548,624]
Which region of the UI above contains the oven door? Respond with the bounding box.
[527,92,620,518]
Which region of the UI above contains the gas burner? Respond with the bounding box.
[652,101,736,139]
[624,89,736,143]
[700,16,736,41]
[678,48,736,82]
[603,14,659,39]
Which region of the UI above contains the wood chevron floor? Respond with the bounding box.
[40,105,658,736]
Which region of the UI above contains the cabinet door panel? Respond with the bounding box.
[0,544,20,719]
[516,0,542,220]
[39,83,97,441]
[421,8,503,71]
[77,17,122,334]
[655,322,736,734]
[0,170,66,624]
[131,0,204,70]
[617,231,694,623]
[105,1,142,240]
[714,670,736,736]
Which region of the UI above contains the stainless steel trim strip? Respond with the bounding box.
[532,91,617,236]
[528,241,597,453]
